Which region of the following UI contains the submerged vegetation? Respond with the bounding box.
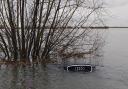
[0,0,104,65]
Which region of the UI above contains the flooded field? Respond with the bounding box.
[0,28,128,89]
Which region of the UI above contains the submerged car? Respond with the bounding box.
[64,64,95,72]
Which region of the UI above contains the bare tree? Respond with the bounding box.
[0,0,104,64]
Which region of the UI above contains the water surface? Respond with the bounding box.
[0,28,128,89]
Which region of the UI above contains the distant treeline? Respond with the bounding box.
[1,25,128,29]
[0,25,109,29]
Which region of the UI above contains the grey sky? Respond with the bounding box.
[104,0,128,26]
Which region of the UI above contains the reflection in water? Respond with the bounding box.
[0,63,128,89]
[0,65,50,89]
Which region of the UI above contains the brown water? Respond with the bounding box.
[0,28,128,89]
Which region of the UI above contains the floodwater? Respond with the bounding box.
[0,28,128,89]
